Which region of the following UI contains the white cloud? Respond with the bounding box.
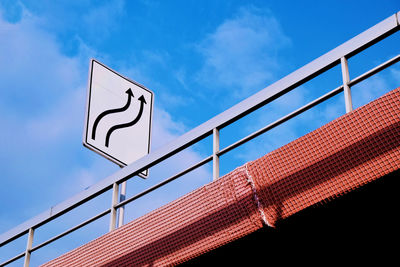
[174,67,188,89]
[350,67,400,111]
[82,0,125,41]
[151,107,186,149]
[0,11,84,118]
[25,88,86,142]
[0,2,211,238]
[389,67,400,85]
[231,61,400,164]
[197,7,290,98]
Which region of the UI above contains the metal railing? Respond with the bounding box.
[1,11,399,267]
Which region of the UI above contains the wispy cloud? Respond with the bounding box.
[0,7,102,228]
[230,60,400,165]
[82,0,125,41]
[0,12,83,115]
[197,7,290,99]
[0,4,212,262]
[0,2,210,236]
[351,64,400,109]
[2,2,398,265]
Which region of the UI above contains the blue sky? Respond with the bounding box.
[1,1,399,265]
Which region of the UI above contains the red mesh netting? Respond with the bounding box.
[42,87,400,266]
[42,166,263,266]
[247,87,400,226]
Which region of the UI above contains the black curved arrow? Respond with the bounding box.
[91,88,134,140]
[105,95,147,147]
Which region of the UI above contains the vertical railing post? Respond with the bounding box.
[117,181,127,227]
[23,228,34,267]
[109,183,119,231]
[213,128,220,181]
[341,56,353,113]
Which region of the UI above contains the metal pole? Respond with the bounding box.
[23,228,34,267]
[341,56,353,113]
[213,128,220,181]
[109,183,119,231]
[117,181,127,227]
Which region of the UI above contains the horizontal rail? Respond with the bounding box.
[115,155,213,209]
[218,85,344,156]
[30,209,111,253]
[3,49,397,266]
[0,155,212,263]
[1,11,399,249]
[348,54,400,86]
[0,251,25,266]
[218,53,400,157]
[0,185,112,246]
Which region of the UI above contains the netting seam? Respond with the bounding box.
[244,163,271,227]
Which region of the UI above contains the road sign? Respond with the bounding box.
[83,59,153,177]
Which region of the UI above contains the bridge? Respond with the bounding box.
[1,11,399,267]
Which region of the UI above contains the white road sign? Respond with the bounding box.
[83,59,153,177]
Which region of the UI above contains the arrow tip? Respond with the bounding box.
[126,88,134,97]
[138,95,147,104]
